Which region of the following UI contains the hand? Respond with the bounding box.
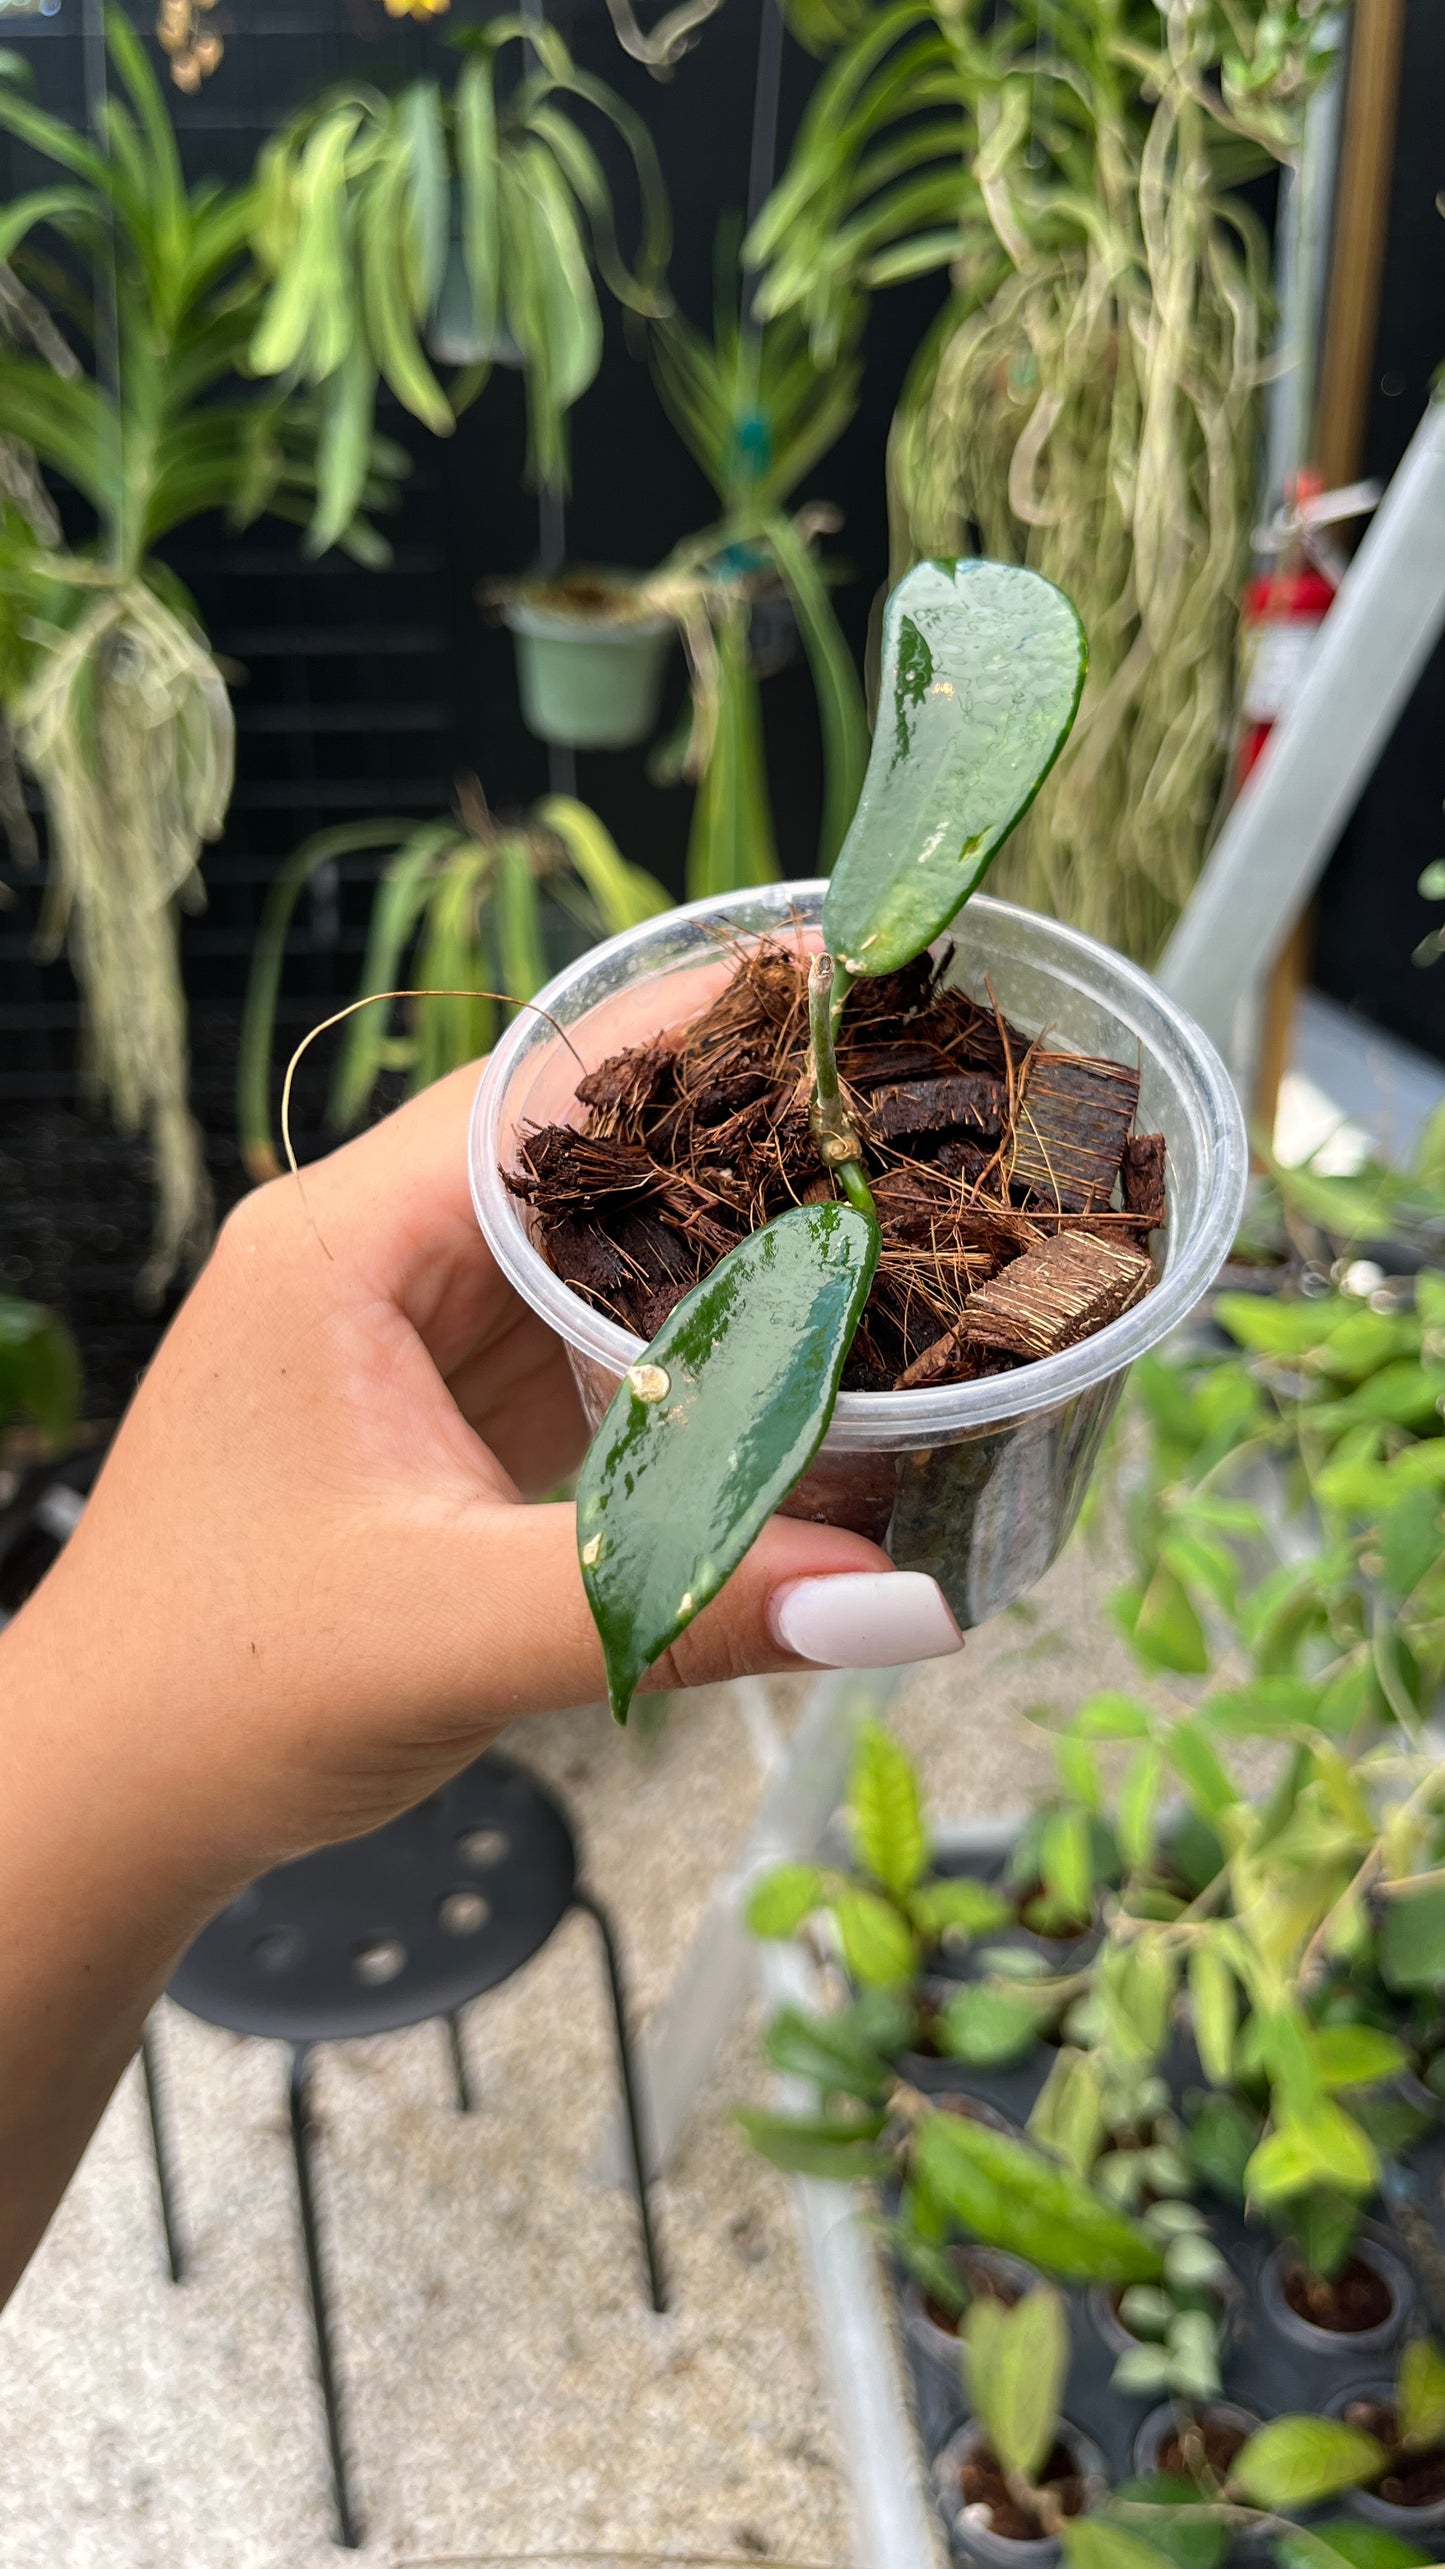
[6,1062,962,1896]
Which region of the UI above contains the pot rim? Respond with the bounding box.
[1324,2377,1445,2528]
[933,2415,1107,2562]
[501,596,673,642]
[470,883,1248,1453]
[1259,2236,1413,2357]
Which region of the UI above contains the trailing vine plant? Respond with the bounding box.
[746,0,1341,962]
[0,14,404,1285]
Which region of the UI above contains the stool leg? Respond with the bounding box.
[289,2047,361,2550]
[444,2012,472,2115]
[139,2019,185,2284]
[573,1890,667,2314]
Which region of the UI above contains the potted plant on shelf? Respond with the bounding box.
[0,12,405,1285]
[237,785,666,1179]
[494,566,677,754]
[247,14,670,545]
[472,554,1248,1714]
[741,1681,1445,2567]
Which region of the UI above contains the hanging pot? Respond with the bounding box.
[501,571,673,752]
[469,882,1247,1628]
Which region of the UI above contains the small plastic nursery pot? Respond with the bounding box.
[501,574,673,750]
[1131,2399,1262,2483]
[933,2417,1107,2566]
[1258,2238,1413,2358]
[470,882,1248,1628]
[1324,2379,1445,2533]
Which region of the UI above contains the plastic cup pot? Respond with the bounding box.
[933,2416,1107,2566]
[1325,2378,1445,2535]
[1132,2398,1262,2481]
[1259,2236,1413,2359]
[470,881,1248,1631]
[501,573,673,751]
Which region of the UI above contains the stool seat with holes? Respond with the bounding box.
[140,1752,664,2551]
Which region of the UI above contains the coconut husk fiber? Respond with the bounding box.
[506,937,1164,1391]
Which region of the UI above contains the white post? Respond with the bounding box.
[1157,399,1445,1060]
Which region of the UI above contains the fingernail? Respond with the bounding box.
[767,1571,964,1669]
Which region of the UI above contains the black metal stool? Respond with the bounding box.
[141,1751,665,2549]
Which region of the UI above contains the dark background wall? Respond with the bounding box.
[1313,0,1445,1062]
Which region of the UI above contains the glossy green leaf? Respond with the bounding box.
[735,2105,888,2180]
[1246,2102,1378,2204]
[908,1876,1011,1942]
[831,1884,918,1986]
[1379,1878,1445,1993]
[1064,2523,1181,2569]
[1396,2336,1445,2450]
[1188,1945,1237,2087]
[1071,1692,1154,1739]
[1040,1806,1094,1918]
[849,1722,927,1897]
[746,1864,828,1938]
[1230,2417,1386,2511]
[822,557,1086,978]
[577,1201,878,1720]
[964,2285,1068,2483]
[1117,1743,1164,1871]
[762,2002,891,2102]
[1275,2527,1431,2569]
[940,1981,1051,2067]
[914,2109,1163,2283]
[1310,2026,1407,2092]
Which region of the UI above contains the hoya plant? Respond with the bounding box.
[575,554,1087,1718]
[0,1292,79,1450]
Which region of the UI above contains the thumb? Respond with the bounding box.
[422,1499,964,1724]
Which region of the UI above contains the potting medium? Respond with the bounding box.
[470,882,1247,1630]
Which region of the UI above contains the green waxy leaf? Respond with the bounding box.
[1229,2416,1386,2511]
[1397,2336,1445,2451]
[831,1885,918,1986]
[1379,1877,1445,1993]
[1066,2520,1214,2569]
[849,1721,927,1896]
[908,1876,1011,1943]
[1188,1945,1237,2087]
[822,558,1086,978]
[1275,2527,1432,2569]
[762,2003,891,2102]
[964,2285,1069,2483]
[940,1980,1052,2067]
[747,1864,828,1938]
[735,2105,888,2180]
[914,2109,1163,2283]
[577,1200,879,1719]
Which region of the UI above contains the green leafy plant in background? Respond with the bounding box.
[962,2284,1074,2530]
[0,11,404,1284]
[0,1291,79,1448]
[746,0,1340,963]
[575,554,1085,1719]
[248,14,670,534]
[237,787,666,1178]
[643,244,869,894]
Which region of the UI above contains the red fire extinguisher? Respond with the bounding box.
[1235,469,1380,786]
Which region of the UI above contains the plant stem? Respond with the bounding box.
[807,951,877,1220]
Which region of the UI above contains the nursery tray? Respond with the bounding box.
[797,1819,1445,2569]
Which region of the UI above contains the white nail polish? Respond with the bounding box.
[767,1571,964,1669]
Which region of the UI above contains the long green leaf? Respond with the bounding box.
[766,509,868,866]
[823,558,1087,977]
[914,2109,1163,2283]
[577,1200,879,1720]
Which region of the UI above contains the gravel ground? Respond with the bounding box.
[0,1521,1148,2569]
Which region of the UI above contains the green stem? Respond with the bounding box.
[808,951,877,1219]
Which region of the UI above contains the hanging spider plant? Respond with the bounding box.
[248,14,671,545]
[747,0,1339,964]
[237,788,667,1178]
[646,246,870,896]
[0,11,405,1287]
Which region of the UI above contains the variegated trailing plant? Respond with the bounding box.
[0,11,404,1286]
[246,14,670,541]
[576,553,1087,1719]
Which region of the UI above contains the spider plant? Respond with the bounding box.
[746,0,1339,963]
[646,247,869,894]
[248,13,670,543]
[237,787,667,1178]
[0,11,404,1286]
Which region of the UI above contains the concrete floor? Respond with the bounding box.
[0,1513,1156,2569]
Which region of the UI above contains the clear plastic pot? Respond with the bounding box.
[469,881,1248,1628]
